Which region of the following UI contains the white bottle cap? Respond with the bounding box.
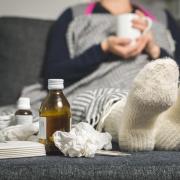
[48,79,64,90]
[17,97,31,110]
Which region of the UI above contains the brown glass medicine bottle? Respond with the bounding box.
[39,79,71,154]
[15,97,33,125]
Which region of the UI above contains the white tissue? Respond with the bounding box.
[0,115,14,130]
[53,122,112,158]
[0,123,38,142]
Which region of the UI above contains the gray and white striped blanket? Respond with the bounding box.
[0,14,175,132]
[0,85,128,131]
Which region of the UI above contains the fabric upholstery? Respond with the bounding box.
[0,17,53,106]
[0,151,180,180]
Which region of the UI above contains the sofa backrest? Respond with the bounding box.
[0,17,53,106]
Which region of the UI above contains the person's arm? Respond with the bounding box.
[165,10,180,65]
[159,48,172,58]
[45,8,107,87]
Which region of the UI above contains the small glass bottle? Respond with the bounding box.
[15,97,33,125]
[39,79,71,154]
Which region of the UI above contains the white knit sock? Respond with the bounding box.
[103,97,127,142]
[155,87,180,150]
[118,58,179,152]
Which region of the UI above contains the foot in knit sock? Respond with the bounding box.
[118,58,179,152]
[155,87,180,151]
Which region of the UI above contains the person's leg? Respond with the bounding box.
[117,58,179,151]
[155,87,180,150]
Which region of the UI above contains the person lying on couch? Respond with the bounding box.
[44,0,180,152]
[45,0,180,87]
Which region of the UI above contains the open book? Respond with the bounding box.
[0,141,46,159]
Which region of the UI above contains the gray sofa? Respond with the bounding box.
[0,17,180,180]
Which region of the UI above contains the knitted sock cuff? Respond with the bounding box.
[119,129,155,152]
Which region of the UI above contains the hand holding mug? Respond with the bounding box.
[101,36,147,59]
[101,11,160,59]
[132,10,160,59]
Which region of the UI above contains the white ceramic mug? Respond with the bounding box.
[117,13,152,43]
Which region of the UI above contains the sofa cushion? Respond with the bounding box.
[0,17,53,106]
[0,151,180,180]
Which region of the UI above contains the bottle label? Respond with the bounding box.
[15,115,33,125]
[39,117,47,139]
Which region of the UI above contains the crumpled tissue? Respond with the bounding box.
[0,122,39,142]
[53,122,112,157]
